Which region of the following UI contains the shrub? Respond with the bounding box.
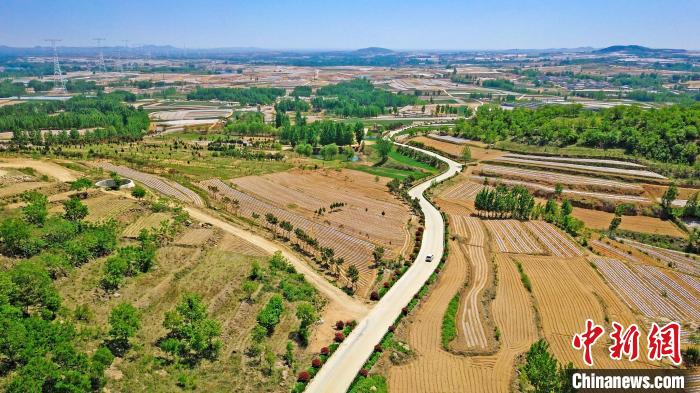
[297,371,310,382]
[320,347,329,355]
[335,320,345,330]
[335,332,345,342]
[374,344,383,352]
[311,358,322,368]
[401,307,408,315]
[359,368,369,377]
[370,291,379,301]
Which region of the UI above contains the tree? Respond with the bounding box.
[160,293,222,364]
[372,246,385,267]
[554,183,564,198]
[63,197,89,221]
[279,220,293,240]
[131,186,147,199]
[7,261,61,318]
[461,145,472,161]
[375,138,392,162]
[108,303,140,356]
[661,183,678,218]
[295,301,318,346]
[609,214,622,233]
[21,191,48,226]
[561,200,573,217]
[320,143,339,160]
[347,264,360,290]
[521,339,574,393]
[70,178,93,195]
[257,294,284,335]
[353,122,364,144]
[242,280,258,302]
[265,213,279,236]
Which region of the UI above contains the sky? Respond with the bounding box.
[1,0,698,50]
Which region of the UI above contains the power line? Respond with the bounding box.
[93,38,107,73]
[45,39,66,91]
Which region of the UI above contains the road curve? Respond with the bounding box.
[305,128,462,393]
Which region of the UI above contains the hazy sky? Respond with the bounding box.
[1,0,698,50]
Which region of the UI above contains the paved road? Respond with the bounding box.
[305,129,462,393]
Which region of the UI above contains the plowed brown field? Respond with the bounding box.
[388,253,537,393]
[515,256,657,368]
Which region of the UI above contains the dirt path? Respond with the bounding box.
[0,158,78,182]
[185,206,369,318]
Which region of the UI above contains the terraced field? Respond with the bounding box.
[490,155,666,180]
[501,153,647,168]
[478,164,644,194]
[590,257,684,322]
[388,252,537,393]
[440,181,485,201]
[620,238,700,276]
[524,221,583,257]
[472,175,650,204]
[82,194,138,222]
[230,168,410,253]
[484,220,543,254]
[517,256,656,368]
[95,162,205,206]
[201,178,378,297]
[122,212,172,238]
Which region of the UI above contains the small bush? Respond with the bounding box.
[370,291,379,301]
[320,346,329,355]
[335,332,345,342]
[311,358,322,368]
[359,368,369,377]
[335,320,345,330]
[297,371,310,382]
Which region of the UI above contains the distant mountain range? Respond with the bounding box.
[594,45,687,56]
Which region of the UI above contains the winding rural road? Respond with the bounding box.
[305,128,462,393]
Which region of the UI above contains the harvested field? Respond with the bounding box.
[591,240,643,264]
[0,158,78,182]
[215,232,268,257]
[388,250,537,393]
[490,155,666,180]
[478,164,644,194]
[427,134,488,148]
[524,221,583,257]
[174,227,215,246]
[82,194,138,222]
[590,257,684,322]
[94,162,204,206]
[229,168,411,254]
[451,215,486,247]
[571,208,685,237]
[0,181,50,198]
[473,175,650,204]
[484,220,543,254]
[440,180,485,200]
[620,238,700,276]
[501,153,646,169]
[410,136,504,162]
[201,178,378,296]
[517,256,656,368]
[122,212,172,238]
[459,244,489,349]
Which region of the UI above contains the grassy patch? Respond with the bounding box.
[346,164,420,180]
[616,230,689,253]
[387,150,439,174]
[348,375,388,393]
[515,261,532,292]
[441,293,460,349]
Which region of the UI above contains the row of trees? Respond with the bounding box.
[311,78,419,117]
[187,87,285,105]
[474,185,536,220]
[224,112,276,135]
[276,98,311,112]
[280,120,364,146]
[454,104,699,165]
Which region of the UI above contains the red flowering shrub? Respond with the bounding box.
[298,371,310,382]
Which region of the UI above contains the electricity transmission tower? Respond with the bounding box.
[45,39,66,91]
[93,38,107,73]
[119,40,129,72]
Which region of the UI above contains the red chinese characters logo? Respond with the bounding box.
[572,319,605,366]
[572,320,681,366]
[609,322,640,362]
[647,322,681,365]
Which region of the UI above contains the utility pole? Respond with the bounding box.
[93,38,107,73]
[45,39,66,91]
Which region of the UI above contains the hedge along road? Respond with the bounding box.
[305,126,463,393]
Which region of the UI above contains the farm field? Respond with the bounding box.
[571,208,685,236]
[484,220,543,254]
[229,168,412,254]
[489,155,666,181]
[387,251,537,393]
[472,174,651,204]
[620,238,700,276]
[409,136,504,161]
[516,256,657,368]
[440,180,485,201]
[94,162,205,206]
[524,220,584,257]
[201,178,380,298]
[477,164,644,194]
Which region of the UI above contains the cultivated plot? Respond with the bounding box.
[484,220,543,254]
